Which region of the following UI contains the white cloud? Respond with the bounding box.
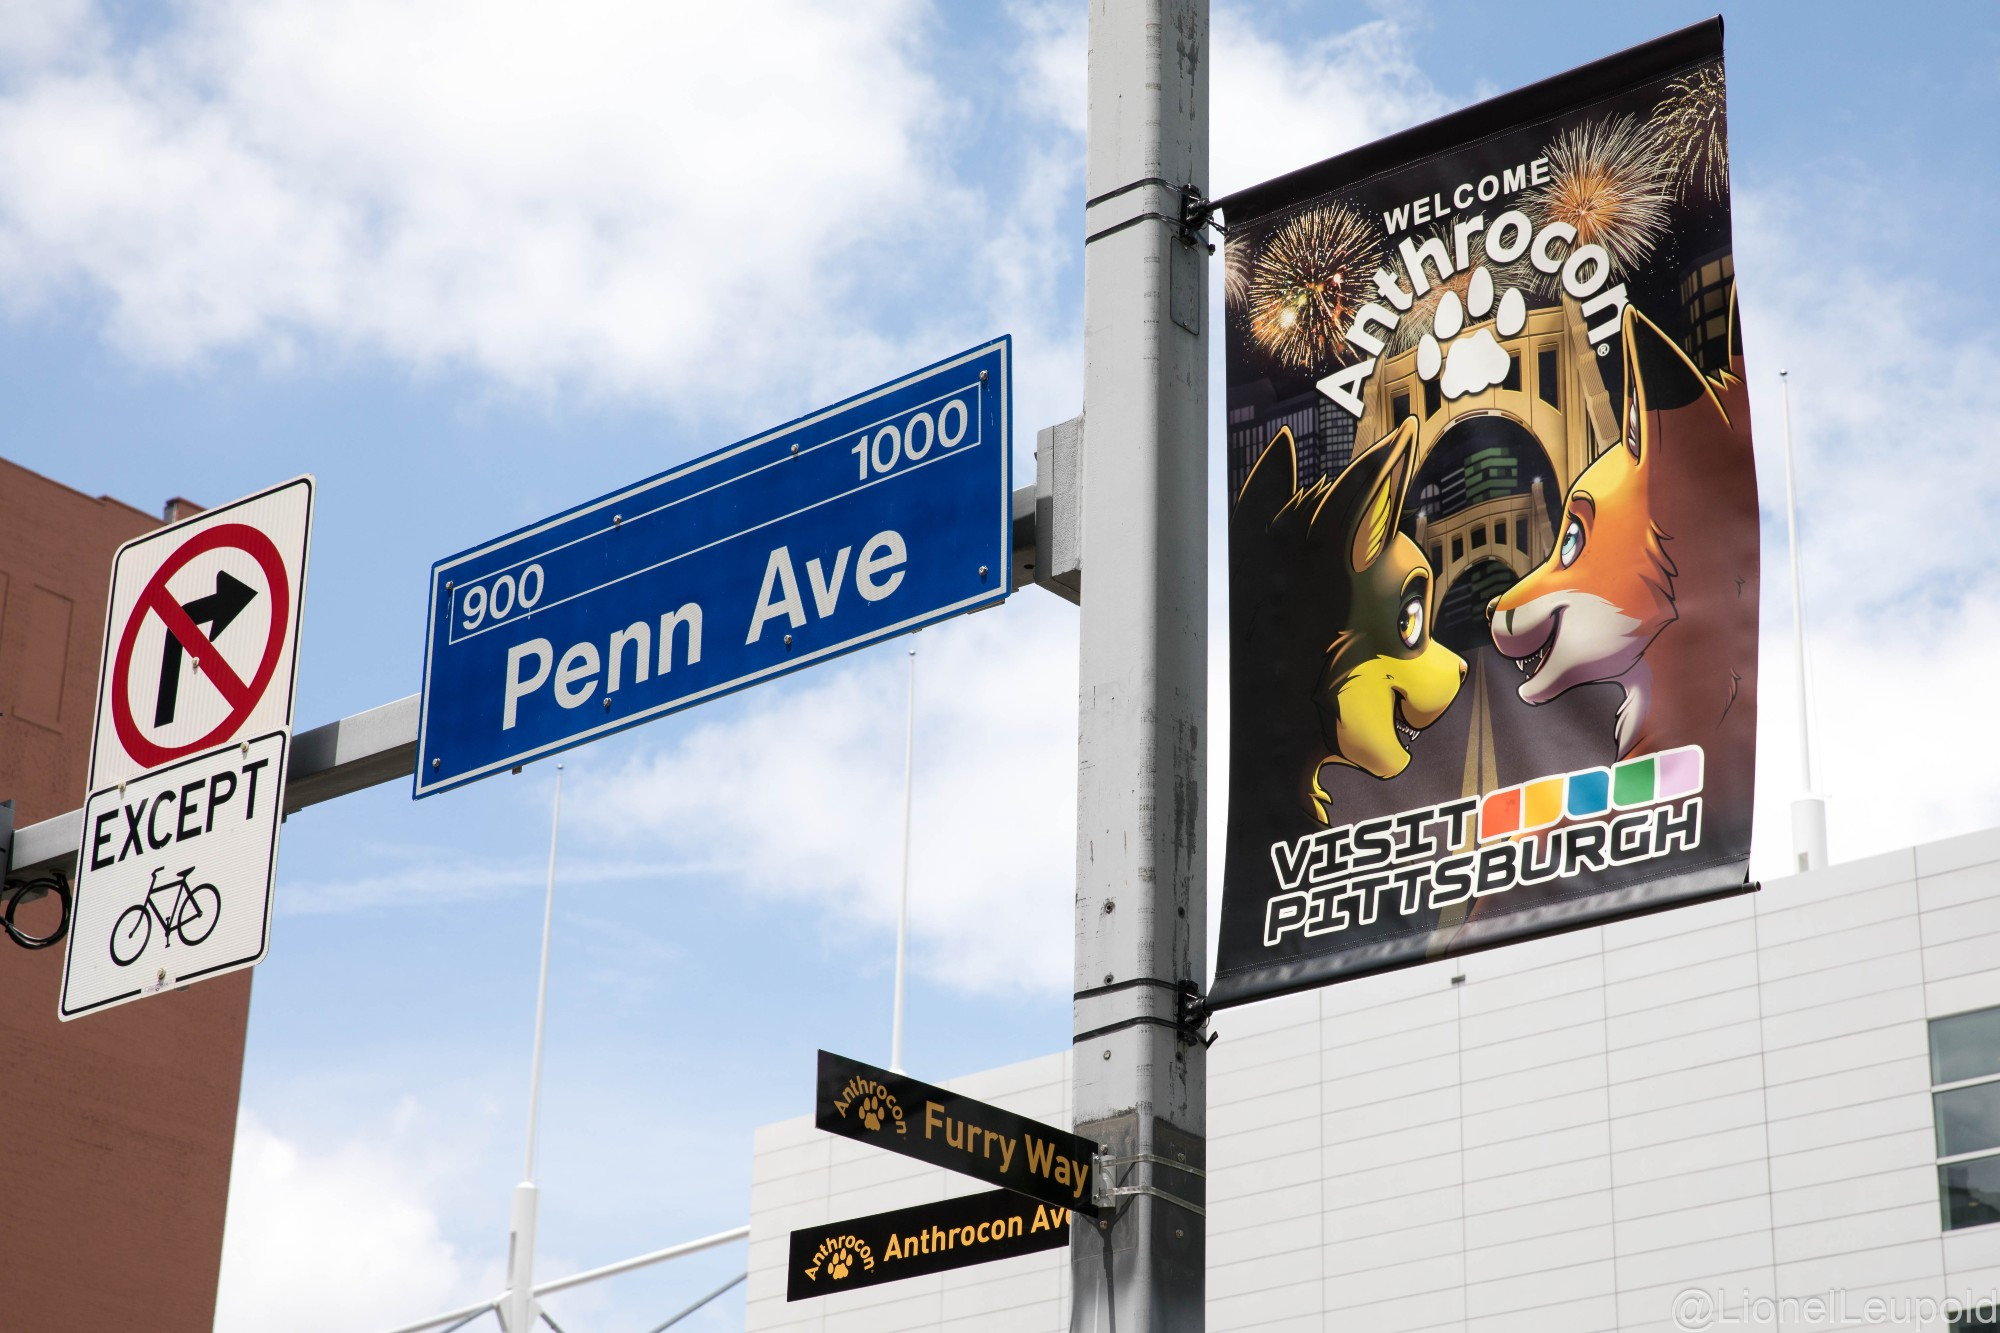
[0,0,98,70]
[275,848,718,915]
[1734,179,2000,868]
[0,0,971,402]
[215,1112,487,1333]
[567,597,1081,996]
[1013,3,1453,198]
[1211,9,1453,197]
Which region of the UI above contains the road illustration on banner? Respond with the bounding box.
[108,865,221,966]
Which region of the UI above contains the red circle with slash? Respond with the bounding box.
[110,523,291,770]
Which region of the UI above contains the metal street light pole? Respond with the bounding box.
[501,764,564,1332]
[1778,372,1827,871]
[891,639,917,1073]
[1072,1,1209,1327]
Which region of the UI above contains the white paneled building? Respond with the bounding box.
[747,827,2000,1332]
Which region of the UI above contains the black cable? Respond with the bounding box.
[3,868,71,950]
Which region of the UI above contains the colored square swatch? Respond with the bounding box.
[1656,746,1704,798]
[1522,778,1565,829]
[1612,757,1656,808]
[1480,788,1521,841]
[1566,769,1611,818]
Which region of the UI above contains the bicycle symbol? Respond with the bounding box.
[110,865,221,967]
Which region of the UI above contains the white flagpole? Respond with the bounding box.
[891,641,917,1073]
[1779,373,1828,871]
[503,764,564,1331]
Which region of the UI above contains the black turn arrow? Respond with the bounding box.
[154,571,258,728]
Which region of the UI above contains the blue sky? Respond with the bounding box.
[2,2,1997,1328]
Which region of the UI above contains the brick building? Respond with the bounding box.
[0,457,250,1333]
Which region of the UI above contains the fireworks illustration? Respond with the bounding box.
[1223,236,1253,312]
[1245,203,1381,369]
[1651,62,1729,202]
[1526,114,1675,275]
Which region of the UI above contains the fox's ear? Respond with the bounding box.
[1726,281,1744,366]
[1320,416,1417,572]
[1620,303,1718,464]
[1236,426,1299,529]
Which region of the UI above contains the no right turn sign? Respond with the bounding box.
[85,477,311,790]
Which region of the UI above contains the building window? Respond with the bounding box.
[1934,1007,2000,1230]
[1538,347,1560,409]
[1469,527,1487,550]
[1430,544,1444,571]
[1493,522,1506,547]
[1515,518,1529,552]
[1422,379,1441,418]
[1502,353,1521,393]
[1679,251,1735,372]
[1393,392,1411,423]
[1451,536,1464,562]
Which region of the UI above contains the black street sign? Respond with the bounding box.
[787,1187,1074,1302]
[815,1050,1103,1217]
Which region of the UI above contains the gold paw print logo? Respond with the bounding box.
[833,1075,907,1135]
[806,1234,875,1283]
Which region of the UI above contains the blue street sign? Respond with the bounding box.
[414,338,1012,797]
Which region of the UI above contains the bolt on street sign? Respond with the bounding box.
[63,477,313,1019]
[815,1050,1102,1218]
[787,1187,1072,1302]
[414,338,1012,797]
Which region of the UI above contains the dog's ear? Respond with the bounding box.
[1235,426,1299,531]
[1620,303,1722,464]
[1318,416,1417,573]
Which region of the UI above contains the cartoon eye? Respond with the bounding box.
[1398,594,1426,649]
[1559,515,1586,567]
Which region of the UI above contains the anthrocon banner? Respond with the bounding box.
[1212,19,1758,1007]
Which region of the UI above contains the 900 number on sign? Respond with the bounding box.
[456,563,546,636]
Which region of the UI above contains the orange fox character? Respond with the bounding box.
[1232,418,1466,826]
[1488,292,1758,835]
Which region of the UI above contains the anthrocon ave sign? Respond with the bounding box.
[415,338,1012,797]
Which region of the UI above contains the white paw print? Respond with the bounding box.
[1416,265,1527,400]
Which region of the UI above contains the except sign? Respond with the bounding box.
[787,1188,1073,1302]
[414,339,1013,797]
[65,477,313,1019]
[60,732,287,1018]
[815,1051,1101,1217]
[85,478,313,790]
